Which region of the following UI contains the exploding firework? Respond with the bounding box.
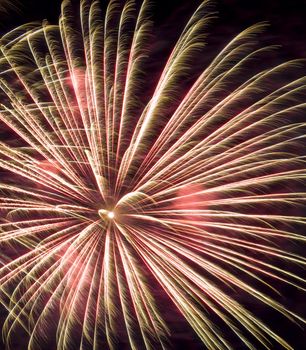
[0,0,305,349]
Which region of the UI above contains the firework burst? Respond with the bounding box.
[0,0,305,349]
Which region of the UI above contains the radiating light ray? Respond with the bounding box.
[0,0,305,349]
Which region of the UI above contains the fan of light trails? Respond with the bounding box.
[0,0,305,349]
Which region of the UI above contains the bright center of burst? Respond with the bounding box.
[107,211,115,219]
[98,209,115,220]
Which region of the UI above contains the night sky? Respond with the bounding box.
[0,0,305,349]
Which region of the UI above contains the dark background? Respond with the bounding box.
[0,0,305,349]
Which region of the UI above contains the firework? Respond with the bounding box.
[0,0,305,349]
